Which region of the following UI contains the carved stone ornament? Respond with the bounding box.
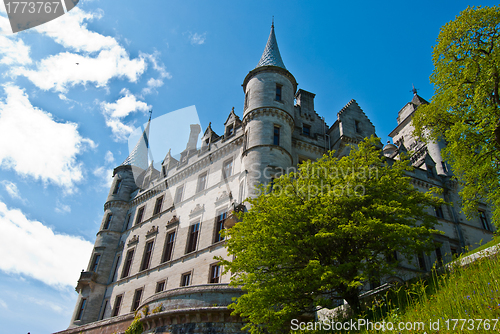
[128,235,139,246]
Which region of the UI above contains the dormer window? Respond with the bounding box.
[276,84,282,101]
[226,124,234,137]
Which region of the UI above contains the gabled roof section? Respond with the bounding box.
[121,119,150,170]
[224,107,242,126]
[256,24,286,69]
[201,122,219,144]
[411,93,429,106]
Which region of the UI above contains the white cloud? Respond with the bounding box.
[104,150,114,164]
[55,200,71,214]
[100,90,150,141]
[35,7,117,53]
[93,166,113,188]
[1,180,22,200]
[0,15,32,66]
[0,85,95,192]
[188,32,206,45]
[18,46,147,93]
[0,201,93,289]
[142,77,164,96]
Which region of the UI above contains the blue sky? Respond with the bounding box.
[0,0,497,332]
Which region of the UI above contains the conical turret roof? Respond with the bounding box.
[256,24,286,69]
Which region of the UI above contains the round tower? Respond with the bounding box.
[70,162,139,326]
[241,24,297,197]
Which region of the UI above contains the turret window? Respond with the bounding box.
[112,179,122,194]
[276,84,282,101]
[273,126,280,146]
[90,254,100,272]
[75,298,86,320]
[103,213,112,229]
[244,91,249,109]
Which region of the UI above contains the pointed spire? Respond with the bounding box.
[121,119,150,170]
[256,23,286,69]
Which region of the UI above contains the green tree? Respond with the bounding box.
[220,137,444,334]
[412,5,500,225]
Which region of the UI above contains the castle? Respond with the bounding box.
[56,24,496,334]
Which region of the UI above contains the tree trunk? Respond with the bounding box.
[343,290,361,316]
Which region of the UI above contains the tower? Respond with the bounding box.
[241,23,297,195]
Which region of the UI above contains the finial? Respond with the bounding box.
[272,16,274,27]
[231,106,235,113]
[148,109,153,121]
[411,84,418,95]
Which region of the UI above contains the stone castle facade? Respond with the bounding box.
[56,25,496,334]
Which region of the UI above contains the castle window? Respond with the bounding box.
[131,288,143,312]
[162,165,166,177]
[186,223,200,253]
[435,244,443,266]
[174,185,184,204]
[75,298,86,320]
[135,206,145,225]
[90,254,100,272]
[125,214,132,230]
[222,159,233,179]
[303,124,311,137]
[273,126,280,146]
[244,91,249,109]
[99,300,108,320]
[426,165,435,178]
[213,211,227,243]
[226,124,234,137]
[479,210,490,231]
[355,120,360,133]
[111,254,120,282]
[112,179,122,194]
[156,280,166,293]
[112,295,122,317]
[275,84,282,101]
[103,213,112,229]
[181,272,191,286]
[417,252,426,271]
[434,206,444,219]
[441,161,448,173]
[162,231,176,262]
[209,263,221,283]
[121,249,134,278]
[153,196,164,215]
[196,172,207,193]
[140,240,154,271]
[238,181,245,203]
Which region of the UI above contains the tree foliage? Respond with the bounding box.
[412,5,500,225]
[221,137,444,334]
